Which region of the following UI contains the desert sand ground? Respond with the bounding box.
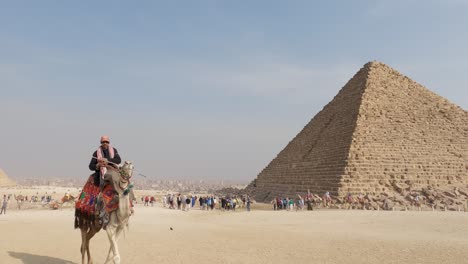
[1,187,468,264]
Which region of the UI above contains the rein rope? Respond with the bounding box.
[91,156,148,178]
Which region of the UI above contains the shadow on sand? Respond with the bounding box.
[8,251,77,264]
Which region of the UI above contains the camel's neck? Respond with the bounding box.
[117,195,131,222]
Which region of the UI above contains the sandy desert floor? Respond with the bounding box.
[1,202,468,264]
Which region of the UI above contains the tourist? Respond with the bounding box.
[206,196,211,210]
[306,190,313,211]
[221,197,226,210]
[288,198,294,211]
[212,196,217,210]
[185,196,191,211]
[271,197,277,210]
[323,191,331,207]
[177,194,182,210]
[0,194,7,215]
[182,194,187,210]
[191,195,196,208]
[169,194,174,209]
[198,196,203,209]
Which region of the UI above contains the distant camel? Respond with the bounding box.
[235,197,243,210]
[322,193,332,208]
[311,194,322,208]
[56,194,76,210]
[77,161,134,264]
[14,194,25,209]
[356,194,370,210]
[344,194,357,209]
[62,194,75,203]
[61,194,76,205]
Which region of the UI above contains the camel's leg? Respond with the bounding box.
[104,227,118,264]
[106,229,120,264]
[104,225,124,263]
[86,228,99,264]
[105,214,121,264]
[81,229,88,264]
[104,222,116,264]
[86,235,92,264]
[104,245,114,264]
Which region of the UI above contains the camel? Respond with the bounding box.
[322,192,332,208]
[356,194,370,210]
[235,197,243,210]
[344,193,357,209]
[62,194,76,204]
[14,194,25,209]
[311,194,322,208]
[77,161,134,264]
[58,194,76,209]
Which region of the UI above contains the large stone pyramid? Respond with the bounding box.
[0,168,16,187]
[247,61,468,202]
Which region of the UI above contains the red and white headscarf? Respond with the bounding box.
[97,145,114,178]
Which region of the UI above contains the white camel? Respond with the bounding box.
[78,161,134,264]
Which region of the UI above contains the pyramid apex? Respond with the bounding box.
[363,60,390,69]
[357,61,398,78]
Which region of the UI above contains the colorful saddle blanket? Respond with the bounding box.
[102,184,119,213]
[75,175,100,217]
[74,175,119,229]
[75,175,99,229]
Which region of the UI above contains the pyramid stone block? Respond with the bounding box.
[247,61,468,202]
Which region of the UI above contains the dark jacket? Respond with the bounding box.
[88,147,122,177]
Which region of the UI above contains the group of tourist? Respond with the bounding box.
[161,193,193,210]
[141,195,156,206]
[158,194,253,211]
[271,190,333,211]
[0,193,54,204]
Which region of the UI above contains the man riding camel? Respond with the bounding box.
[88,135,125,224]
[89,135,122,188]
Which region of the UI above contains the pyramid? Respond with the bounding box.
[247,61,468,202]
[0,168,16,187]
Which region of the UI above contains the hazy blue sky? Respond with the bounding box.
[1,1,467,183]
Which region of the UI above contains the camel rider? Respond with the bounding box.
[89,135,122,187]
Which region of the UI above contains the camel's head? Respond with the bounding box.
[120,161,134,181]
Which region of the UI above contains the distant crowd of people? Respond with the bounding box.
[0,191,71,213]
[141,194,253,212]
[0,192,55,204]
[271,190,333,211]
